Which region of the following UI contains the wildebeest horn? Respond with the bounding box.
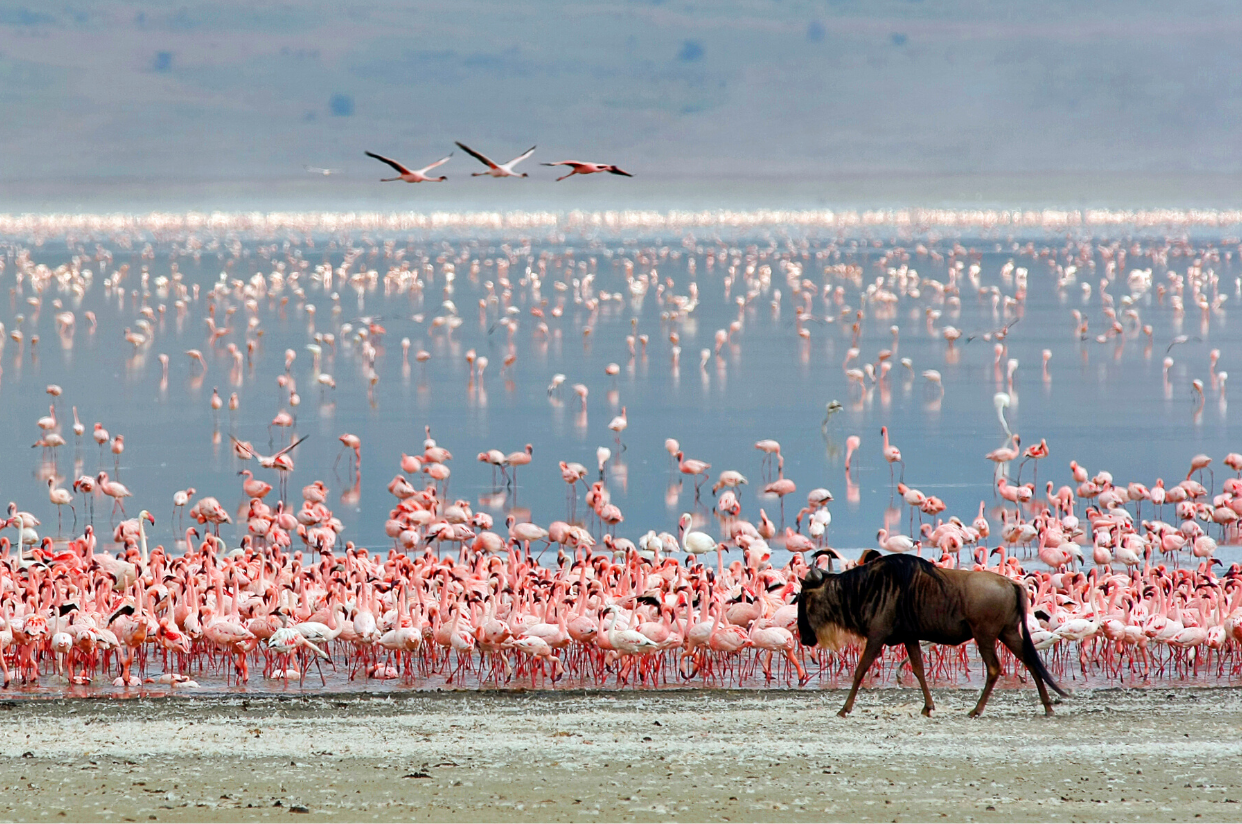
[802,566,827,588]
[812,548,843,571]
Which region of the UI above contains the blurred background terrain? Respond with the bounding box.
[3,1,1242,210]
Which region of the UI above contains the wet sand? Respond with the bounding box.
[0,687,1237,822]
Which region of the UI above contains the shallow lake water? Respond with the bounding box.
[0,212,1236,566]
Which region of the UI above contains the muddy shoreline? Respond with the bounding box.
[0,687,1237,821]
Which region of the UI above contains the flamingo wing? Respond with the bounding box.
[417,153,453,173]
[607,166,632,177]
[364,151,412,175]
[505,146,537,166]
[272,434,309,459]
[455,142,499,169]
[228,435,256,459]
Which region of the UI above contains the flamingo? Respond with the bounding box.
[364,150,452,182]
[877,528,918,554]
[96,471,133,518]
[608,407,628,448]
[676,451,712,493]
[540,161,632,181]
[679,513,717,556]
[987,434,1022,480]
[46,479,75,533]
[880,426,904,485]
[455,142,536,177]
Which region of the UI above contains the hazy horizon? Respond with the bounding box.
[4,1,1242,211]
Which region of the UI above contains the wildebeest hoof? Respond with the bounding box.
[921,706,933,717]
[836,709,850,718]
[967,709,981,718]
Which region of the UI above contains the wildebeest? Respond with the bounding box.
[797,553,1066,717]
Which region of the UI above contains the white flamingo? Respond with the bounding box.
[455,142,535,177]
[877,528,917,554]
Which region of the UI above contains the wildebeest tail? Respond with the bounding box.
[1015,584,1068,697]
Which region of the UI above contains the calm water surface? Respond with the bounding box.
[0,220,1237,568]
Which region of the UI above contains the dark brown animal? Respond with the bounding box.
[797,554,1066,717]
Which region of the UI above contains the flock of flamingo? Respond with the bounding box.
[362,143,631,183]
[0,212,1239,693]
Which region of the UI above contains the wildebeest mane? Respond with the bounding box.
[797,555,949,648]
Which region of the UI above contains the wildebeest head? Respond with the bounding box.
[796,566,830,646]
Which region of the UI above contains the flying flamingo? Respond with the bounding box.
[540,161,632,181]
[231,434,309,501]
[364,150,452,182]
[455,142,536,177]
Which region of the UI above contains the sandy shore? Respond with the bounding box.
[0,687,1237,822]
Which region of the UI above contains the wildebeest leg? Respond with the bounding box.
[839,636,885,717]
[1000,624,1053,716]
[904,640,934,716]
[969,636,1002,717]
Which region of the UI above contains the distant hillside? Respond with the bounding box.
[1,1,1240,208]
